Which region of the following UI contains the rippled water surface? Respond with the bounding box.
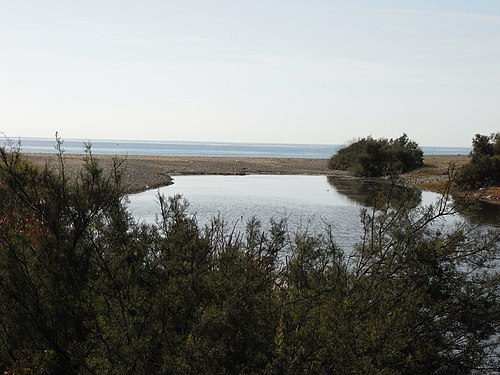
[128,175,499,250]
[128,175,447,250]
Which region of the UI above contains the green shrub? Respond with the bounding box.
[456,133,500,189]
[329,134,423,177]
[0,142,498,374]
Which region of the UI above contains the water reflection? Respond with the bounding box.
[327,176,422,209]
[127,175,498,253]
[327,176,499,227]
[453,199,500,226]
[128,175,367,250]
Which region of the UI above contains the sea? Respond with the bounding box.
[5,137,471,158]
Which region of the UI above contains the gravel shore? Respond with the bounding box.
[24,154,333,194]
[23,153,483,198]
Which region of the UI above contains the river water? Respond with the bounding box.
[127,175,499,250]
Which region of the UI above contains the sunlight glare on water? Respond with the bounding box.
[127,175,498,250]
[128,175,367,249]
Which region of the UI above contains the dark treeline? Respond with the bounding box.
[0,141,499,374]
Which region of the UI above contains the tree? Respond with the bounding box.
[0,140,126,373]
[267,182,499,374]
[0,140,498,374]
[456,133,500,189]
[329,134,424,177]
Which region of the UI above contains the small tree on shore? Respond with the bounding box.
[329,134,424,177]
[456,133,500,189]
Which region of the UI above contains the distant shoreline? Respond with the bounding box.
[12,137,471,159]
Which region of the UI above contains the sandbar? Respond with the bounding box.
[23,153,472,196]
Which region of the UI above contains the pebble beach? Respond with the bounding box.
[23,153,476,196]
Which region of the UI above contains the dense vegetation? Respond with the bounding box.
[456,133,500,189]
[329,134,424,177]
[0,142,498,374]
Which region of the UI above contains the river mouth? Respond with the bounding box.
[127,175,499,250]
[129,175,365,249]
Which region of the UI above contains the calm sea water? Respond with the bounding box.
[9,137,471,158]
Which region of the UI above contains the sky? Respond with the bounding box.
[1,0,499,147]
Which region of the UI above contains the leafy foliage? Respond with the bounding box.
[329,134,424,177]
[0,142,498,374]
[456,133,500,189]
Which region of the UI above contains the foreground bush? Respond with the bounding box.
[0,144,498,374]
[329,134,424,177]
[456,133,500,189]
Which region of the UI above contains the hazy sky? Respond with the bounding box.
[1,0,499,146]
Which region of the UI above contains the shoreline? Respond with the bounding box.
[22,153,498,205]
[23,154,334,194]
